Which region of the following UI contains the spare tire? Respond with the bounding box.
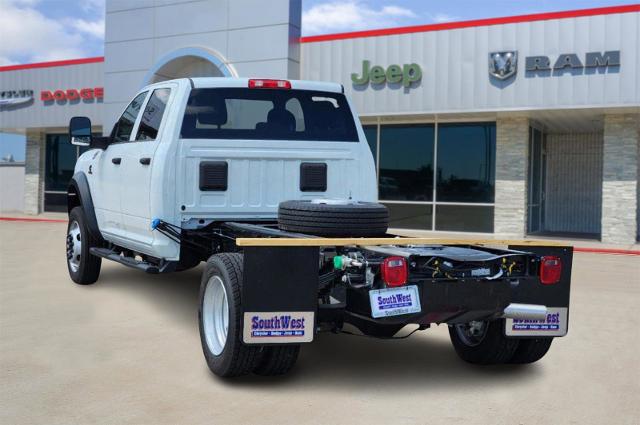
[278,200,389,237]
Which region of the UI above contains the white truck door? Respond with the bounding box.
[119,86,173,251]
[92,91,147,243]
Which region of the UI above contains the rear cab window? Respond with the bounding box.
[180,88,358,142]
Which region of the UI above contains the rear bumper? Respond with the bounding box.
[346,245,572,325]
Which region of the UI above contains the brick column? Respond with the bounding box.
[601,114,639,244]
[494,117,529,237]
[23,130,45,215]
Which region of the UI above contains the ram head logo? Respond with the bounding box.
[489,51,518,80]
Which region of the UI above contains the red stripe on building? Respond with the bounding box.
[0,56,104,73]
[300,4,640,43]
[574,247,640,256]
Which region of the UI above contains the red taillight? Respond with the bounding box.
[540,256,562,285]
[381,256,408,287]
[248,79,291,89]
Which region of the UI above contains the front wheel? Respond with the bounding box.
[198,253,260,377]
[448,319,519,365]
[66,207,101,285]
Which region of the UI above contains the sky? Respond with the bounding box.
[0,0,636,159]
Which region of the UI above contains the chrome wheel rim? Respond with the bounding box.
[202,275,229,356]
[66,220,82,273]
[455,321,488,347]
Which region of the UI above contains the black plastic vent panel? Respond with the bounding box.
[199,161,228,191]
[300,162,327,192]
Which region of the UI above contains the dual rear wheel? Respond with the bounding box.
[198,253,300,377]
[449,320,553,364]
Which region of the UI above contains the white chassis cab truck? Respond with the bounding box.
[65,77,572,378]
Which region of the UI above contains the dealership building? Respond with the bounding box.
[0,1,638,244]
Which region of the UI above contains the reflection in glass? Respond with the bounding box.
[384,203,433,230]
[379,125,434,201]
[362,125,377,165]
[436,123,495,203]
[136,88,171,141]
[435,205,494,232]
[45,134,76,192]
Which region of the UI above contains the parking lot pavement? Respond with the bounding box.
[1,220,639,425]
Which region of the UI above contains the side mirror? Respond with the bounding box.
[69,116,92,146]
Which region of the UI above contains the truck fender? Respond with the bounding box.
[68,172,104,244]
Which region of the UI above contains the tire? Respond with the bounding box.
[66,206,101,285]
[278,200,389,237]
[509,338,553,364]
[448,319,519,365]
[198,253,260,377]
[254,345,300,376]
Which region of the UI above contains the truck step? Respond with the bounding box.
[90,247,160,274]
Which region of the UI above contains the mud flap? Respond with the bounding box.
[506,245,573,337]
[241,246,319,344]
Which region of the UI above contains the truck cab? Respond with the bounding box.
[72,78,376,260]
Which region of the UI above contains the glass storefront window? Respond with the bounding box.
[384,203,433,230]
[379,124,434,201]
[45,134,76,192]
[44,133,99,211]
[362,125,377,165]
[435,205,494,233]
[436,123,495,203]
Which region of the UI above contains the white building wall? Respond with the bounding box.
[0,164,25,212]
[103,0,301,133]
[0,62,104,129]
[301,11,639,116]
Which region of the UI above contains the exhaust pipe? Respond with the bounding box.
[502,303,547,320]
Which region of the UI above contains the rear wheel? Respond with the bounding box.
[509,338,553,364]
[448,319,519,365]
[66,206,101,285]
[254,345,300,376]
[198,253,260,377]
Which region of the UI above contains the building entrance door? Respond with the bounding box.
[527,127,546,234]
[44,134,87,212]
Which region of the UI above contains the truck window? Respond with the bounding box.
[180,88,358,142]
[112,92,147,143]
[136,88,171,141]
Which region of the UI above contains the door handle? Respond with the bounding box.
[111,157,121,165]
[139,157,151,165]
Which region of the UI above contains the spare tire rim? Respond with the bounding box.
[309,199,365,206]
[454,321,488,347]
[203,275,229,356]
[66,220,82,273]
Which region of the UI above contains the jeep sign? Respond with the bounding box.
[352,60,422,87]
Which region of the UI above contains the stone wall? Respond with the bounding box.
[494,117,529,237]
[23,130,45,215]
[601,114,639,244]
